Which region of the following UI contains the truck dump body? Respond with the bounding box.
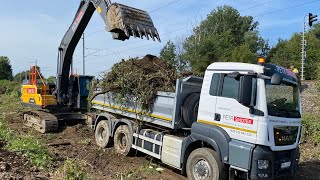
[91,76,203,129]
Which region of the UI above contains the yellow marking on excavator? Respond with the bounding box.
[92,101,172,121]
[197,120,257,134]
[97,6,102,14]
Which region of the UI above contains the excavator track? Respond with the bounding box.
[23,110,58,133]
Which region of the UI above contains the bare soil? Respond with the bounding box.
[2,112,320,180]
[4,113,186,180]
[0,141,50,180]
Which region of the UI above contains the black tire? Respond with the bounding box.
[186,148,227,180]
[114,125,133,156]
[95,120,112,148]
[182,93,200,127]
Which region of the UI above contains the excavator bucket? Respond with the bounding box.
[106,3,161,42]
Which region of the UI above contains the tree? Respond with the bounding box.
[14,66,43,83]
[160,40,176,65]
[160,40,189,72]
[46,76,56,83]
[13,71,28,82]
[182,5,263,74]
[0,56,13,80]
[267,24,320,80]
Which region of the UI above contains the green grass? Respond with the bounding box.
[0,114,51,169]
[0,80,20,95]
[0,116,11,142]
[5,134,52,168]
[59,159,88,180]
[0,93,22,113]
[302,113,320,145]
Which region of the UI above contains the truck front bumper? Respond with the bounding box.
[250,145,300,180]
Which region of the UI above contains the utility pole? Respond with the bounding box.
[301,16,307,81]
[302,13,318,81]
[82,33,85,75]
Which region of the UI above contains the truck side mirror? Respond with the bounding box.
[271,73,282,85]
[239,75,253,107]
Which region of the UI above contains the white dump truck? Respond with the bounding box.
[91,59,301,180]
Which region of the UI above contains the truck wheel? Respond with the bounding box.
[186,148,226,180]
[95,120,112,148]
[114,125,133,156]
[182,93,200,127]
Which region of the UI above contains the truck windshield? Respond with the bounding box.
[265,80,301,118]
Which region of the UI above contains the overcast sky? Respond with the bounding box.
[0,0,319,78]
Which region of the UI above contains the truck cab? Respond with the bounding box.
[92,59,301,180]
[193,61,301,179]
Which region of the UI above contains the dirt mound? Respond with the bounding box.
[96,54,176,110]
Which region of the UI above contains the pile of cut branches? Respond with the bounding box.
[92,55,177,111]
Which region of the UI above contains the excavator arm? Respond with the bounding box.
[57,0,160,106]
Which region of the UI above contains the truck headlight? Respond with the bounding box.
[258,160,269,169]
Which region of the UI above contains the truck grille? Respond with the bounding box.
[274,126,298,146]
[273,150,292,176]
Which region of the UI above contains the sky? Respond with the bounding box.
[0,0,320,78]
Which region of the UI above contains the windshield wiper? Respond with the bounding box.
[267,105,301,118]
[267,105,288,117]
[285,109,301,118]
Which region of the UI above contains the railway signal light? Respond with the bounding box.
[308,13,318,27]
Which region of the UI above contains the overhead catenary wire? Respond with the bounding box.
[149,0,183,13]
[86,0,184,37]
[81,0,320,62]
[254,0,320,18]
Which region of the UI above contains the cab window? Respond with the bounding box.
[221,76,240,101]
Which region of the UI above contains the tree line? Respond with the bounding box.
[160,5,319,80]
[0,57,56,83]
[1,5,320,81]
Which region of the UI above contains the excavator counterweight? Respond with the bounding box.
[107,3,160,41]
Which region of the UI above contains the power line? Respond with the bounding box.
[84,0,320,61]
[86,0,183,38]
[84,33,190,59]
[149,0,183,13]
[254,0,320,18]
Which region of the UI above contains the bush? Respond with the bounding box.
[59,159,87,180]
[302,114,320,145]
[0,80,20,95]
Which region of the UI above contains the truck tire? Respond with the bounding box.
[114,125,133,156]
[95,120,112,148]
[182,93,200,127]
[186,148,227,180]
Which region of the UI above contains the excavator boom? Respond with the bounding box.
[21,0,160,134]
[57,0,160,106]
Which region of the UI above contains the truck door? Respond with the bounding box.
[197,71,220,125]
[214,73,258,143]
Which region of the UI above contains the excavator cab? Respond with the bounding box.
[67,75,94,110]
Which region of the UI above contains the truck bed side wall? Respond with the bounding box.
[92,77,202,130]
